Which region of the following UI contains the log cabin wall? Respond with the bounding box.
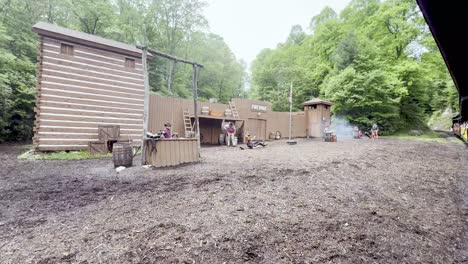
[32,22,145,151]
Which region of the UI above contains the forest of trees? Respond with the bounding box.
[0,0,460,142]
[251,0,458,134]
[0,0,246,142]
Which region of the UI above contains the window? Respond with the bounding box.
[60,43,74,56]
[125,58,135,68]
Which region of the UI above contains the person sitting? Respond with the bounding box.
[162,123,173,139]
[245,134,267,149]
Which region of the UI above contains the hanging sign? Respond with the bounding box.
[251,104,267,112]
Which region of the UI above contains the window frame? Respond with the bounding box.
[60,43,74,56]
[125,58,136,69]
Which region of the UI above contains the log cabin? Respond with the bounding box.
[32,22,146,151]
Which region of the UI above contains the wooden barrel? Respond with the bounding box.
[112,143,133,167]
[219,133,226,145]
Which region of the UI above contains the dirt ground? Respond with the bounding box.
[0,137,467,263]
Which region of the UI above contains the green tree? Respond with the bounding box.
[0,0,246,142]
[251,0,457,134]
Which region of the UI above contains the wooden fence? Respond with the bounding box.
[145,138,199,167]
[148,95,308,141]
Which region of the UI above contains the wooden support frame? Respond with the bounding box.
[140,46,204,165]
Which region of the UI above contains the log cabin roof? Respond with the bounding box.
[32,22,144,58]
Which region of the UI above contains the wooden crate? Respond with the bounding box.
[88,141,108,154]
[98,125,120,141]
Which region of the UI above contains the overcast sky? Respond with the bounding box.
[204,0,350,67]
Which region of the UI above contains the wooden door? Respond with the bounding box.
[248,118,267,140]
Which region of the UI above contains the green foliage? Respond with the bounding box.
[18,149,113,160]
[0,20,36,142]
[251,0,457,134]
[309,6,338,31]
[0,0,246,142]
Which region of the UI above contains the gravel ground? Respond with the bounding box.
[0,138,467,263]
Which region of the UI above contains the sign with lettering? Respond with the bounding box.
[251,104,267,112]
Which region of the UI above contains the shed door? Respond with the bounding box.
[248,118,267,140]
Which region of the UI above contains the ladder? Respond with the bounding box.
[183,108,194,138]
[229,101,240,118]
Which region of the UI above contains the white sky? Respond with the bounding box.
[204,0,351,66]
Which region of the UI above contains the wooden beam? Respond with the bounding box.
[193,65,201,155]
[136,45,204,68]
[141,47,149,165]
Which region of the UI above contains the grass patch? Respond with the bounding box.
[18,150,113,161]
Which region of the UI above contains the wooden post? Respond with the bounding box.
[289,81,293,141]
[141,47,149,165]
[287,81,297,145]
[192,65,201,155]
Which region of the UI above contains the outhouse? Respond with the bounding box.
[303,98,333,138]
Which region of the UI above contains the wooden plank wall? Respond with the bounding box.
[34,36,144,151]
[305,105,331,137]
[148,95,229,136]
[145,138,199,167]
[266,112,306,139]
[149,96,308,141]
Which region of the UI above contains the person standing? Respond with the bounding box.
[371,123,379,139]
[226,122,236,147]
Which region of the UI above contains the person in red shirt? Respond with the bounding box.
[226,122,236,146]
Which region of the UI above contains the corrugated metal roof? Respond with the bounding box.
[303,98,333,106]
[32,22,143,55]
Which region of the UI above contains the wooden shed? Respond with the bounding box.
[32,22,146,151]
[303,98,333,138]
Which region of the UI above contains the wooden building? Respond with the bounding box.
[148,95,328,143]
[32,22,146,151]
[148,96,243,144]
[31,22,333,151]
[303,98,332,138]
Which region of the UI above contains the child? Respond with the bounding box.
[163,123,172,138]
[245,134,267,149]
[371,123,379,139]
